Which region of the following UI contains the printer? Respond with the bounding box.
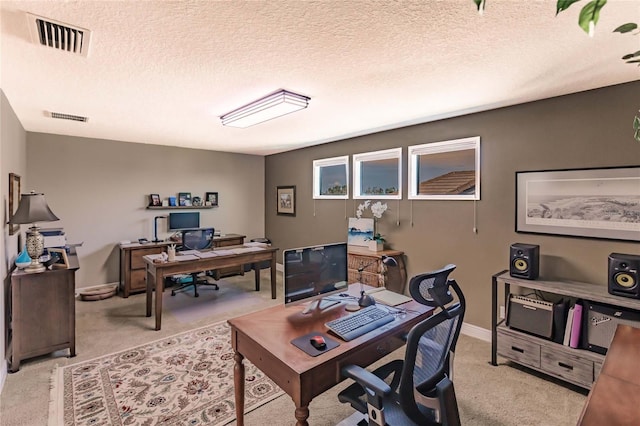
[41,228,66,249]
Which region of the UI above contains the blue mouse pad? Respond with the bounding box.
[291,332,340,357]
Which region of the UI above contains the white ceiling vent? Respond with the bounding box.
[50,112,89,122]
[27,13,91,57]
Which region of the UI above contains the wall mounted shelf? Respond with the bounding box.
[146,206,215,210]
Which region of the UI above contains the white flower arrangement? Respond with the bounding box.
[355,200,389,244]
[355,200,388,219]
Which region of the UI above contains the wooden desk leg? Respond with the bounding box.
[234,352,245,426]
[146,267,153,318]
[254,265,261,292]
[270,253,277,299]
[294,406,310,426]
[154,273,164,331]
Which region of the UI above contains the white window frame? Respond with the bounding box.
[408,136,480,200]
[313,156,349,199]
[353,148,402,200]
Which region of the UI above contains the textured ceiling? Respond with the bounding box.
[1,1,638,156]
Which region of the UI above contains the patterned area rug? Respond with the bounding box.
[49,321,283,425]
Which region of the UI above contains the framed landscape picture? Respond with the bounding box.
[516,166,640,241]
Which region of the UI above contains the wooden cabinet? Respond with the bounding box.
[347,247,407,294]
[9,257,78,372]
[491,271,640,389]
[119,234,245,297]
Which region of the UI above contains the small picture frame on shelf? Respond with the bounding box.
[149,193,161,206]
[48,248,69,269]
[205,192,218,207]
[192,196,202,206]
[178,192,191,206]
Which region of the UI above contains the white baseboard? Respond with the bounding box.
[0,361,6,395]
[461,322,491,342]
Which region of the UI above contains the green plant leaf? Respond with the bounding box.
[613,23,638,33]
[556,0,582,15]
[473,0,485,12]
[634,115,640,131]
[622,51,640,60]
[578,0,607,34]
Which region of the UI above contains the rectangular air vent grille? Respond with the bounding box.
[50,112,88,122]
[27,13,91,57]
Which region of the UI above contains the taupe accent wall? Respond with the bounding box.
[265,81,640,330]
[26,134,265,288]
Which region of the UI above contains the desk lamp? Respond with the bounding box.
[153,216,167,243]
[357,255,398,307]
[9,192,60,273]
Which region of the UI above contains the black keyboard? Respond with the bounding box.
[325,305,394,341]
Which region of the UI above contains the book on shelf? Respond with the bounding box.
[569,303,583,348]
[563,305,575,346]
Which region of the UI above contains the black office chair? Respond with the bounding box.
[170,228,218,297]
[337,264,465,426]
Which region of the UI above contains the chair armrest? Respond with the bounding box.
[341,365,391,396]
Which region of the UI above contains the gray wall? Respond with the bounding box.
[27,134,265,288]
[265,81,640,330]
[1,90,27,390]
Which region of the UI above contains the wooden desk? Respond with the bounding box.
[120,234,246,297]
[578,324,640,425]
[228,284,433,426]
[9,255,79,372]
[144,245,277,330]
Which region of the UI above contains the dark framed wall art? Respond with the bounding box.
[277,186,296,216]
[8,173,21,236]
[515,166,640,242]
[205,192,218,207]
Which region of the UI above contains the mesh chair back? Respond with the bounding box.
[400,266,466,423]
[181,228,214,250]
[409,264,456,307]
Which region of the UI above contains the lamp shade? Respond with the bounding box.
[9,192,59,224]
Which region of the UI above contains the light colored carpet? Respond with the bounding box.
[164,278,274,323]
[49,320,282,425]
[0,271,588,425]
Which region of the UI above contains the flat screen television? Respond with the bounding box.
[168,212,200,231]
[283,242,348,313]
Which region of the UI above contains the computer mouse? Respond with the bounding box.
[310,335,326,350]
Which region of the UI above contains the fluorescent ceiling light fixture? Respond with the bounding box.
[220,90,310,128]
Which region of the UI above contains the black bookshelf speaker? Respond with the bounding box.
[608,253,640,299]
[509,243,539,280]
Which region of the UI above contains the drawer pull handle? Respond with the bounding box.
[511,346,524,353]
[558,362,573,370]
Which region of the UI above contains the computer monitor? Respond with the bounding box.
[181,228,214,250]
[168,212,200,231]
[283,242,348,314]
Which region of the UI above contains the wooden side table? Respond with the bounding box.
[9,256,79,372]
[347,246,407,294]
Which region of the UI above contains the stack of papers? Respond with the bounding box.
[365,287,413,306]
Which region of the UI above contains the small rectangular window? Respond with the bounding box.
[353,148,402,200]
[408,137,480,200]
[313,156,349,199]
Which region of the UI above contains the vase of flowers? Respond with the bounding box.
[356,200,388,251]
